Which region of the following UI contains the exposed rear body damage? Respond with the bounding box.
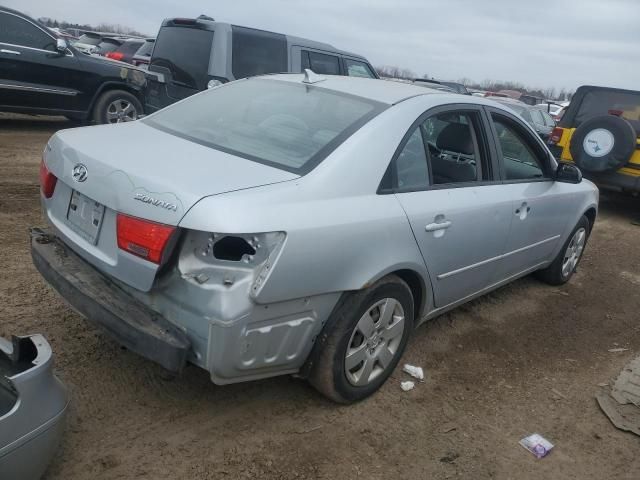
[32,74,599,401]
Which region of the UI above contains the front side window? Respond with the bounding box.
[344,58,376,78]
[306,51,341,75]
[492,115,546,181]
[150,27,213,90]
[145,78,384,174]
[0,13,55,51]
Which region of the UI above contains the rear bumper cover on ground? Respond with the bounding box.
[30,228,191,373]
[0,334,68,480]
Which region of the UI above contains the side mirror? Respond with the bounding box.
[555,162,582,184]
[56,38,68,53]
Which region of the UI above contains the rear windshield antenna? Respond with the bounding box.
[303,69,325,84]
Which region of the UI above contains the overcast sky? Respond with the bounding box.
[7,0,639,92]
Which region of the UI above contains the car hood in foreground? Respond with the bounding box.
[46,122,299,225]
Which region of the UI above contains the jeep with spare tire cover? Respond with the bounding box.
[0,6,146,124]
[548,85,640,194]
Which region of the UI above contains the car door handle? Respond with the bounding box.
[0,49,20,55]
[425,220,452,232]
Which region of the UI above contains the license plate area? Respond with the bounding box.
[66,190,105,245]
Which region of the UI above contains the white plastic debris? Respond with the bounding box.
[519,433,554,458]
[608,348,629,353]
[402,364,424,380]
[400,381,415,392]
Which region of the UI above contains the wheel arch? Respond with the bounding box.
[583,206,597,233]
[298,268,432,379]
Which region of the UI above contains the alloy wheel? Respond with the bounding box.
[562,227,586,278]
[106,99,137,123]
[344,298,405,387]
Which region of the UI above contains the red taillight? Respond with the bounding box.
[39,159,57,198]
[116,214,176,264]
[549,127,564,145]
[106,52,124,61]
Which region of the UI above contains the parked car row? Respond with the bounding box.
[0,7,378,123]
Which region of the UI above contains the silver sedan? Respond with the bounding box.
[32,72,598,402]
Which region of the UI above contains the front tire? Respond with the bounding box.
[308,275,414,403]
[92,89,142,124]
[536,215,590,285]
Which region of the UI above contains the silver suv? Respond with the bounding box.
[144,16,379,113]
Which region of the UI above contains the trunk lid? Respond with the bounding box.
[42,121,297,291]
[47,122,298,225]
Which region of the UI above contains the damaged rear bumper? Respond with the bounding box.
[30,228,191,373]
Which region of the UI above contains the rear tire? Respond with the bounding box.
[308,275,414,403]
[92,89,142,124]
[536,215,590,285]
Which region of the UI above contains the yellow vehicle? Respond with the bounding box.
[549,85,640,194]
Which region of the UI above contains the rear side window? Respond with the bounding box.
[231,26,287,79]
[344,58,376,78]
[304,51,341,75]
[145,78,385,174]
[388,110,487,191]
[150,26,213,90]
[0,12,56,51]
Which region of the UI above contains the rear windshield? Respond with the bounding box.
[76,34,101,46]
[145,78,385,174]
[575,90,640,132]
[150,26,213,90]
[96,40,121,53]
[135,40,154,57]
[118,40,143,55]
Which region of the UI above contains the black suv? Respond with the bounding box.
[0,7,145,123]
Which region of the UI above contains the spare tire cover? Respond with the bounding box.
[569,115,637,172]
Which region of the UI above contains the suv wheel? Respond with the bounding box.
[93,90,142,124]
[308,275,414,403]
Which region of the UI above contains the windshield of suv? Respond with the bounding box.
[145,78,385,174]
[576,90,640,133]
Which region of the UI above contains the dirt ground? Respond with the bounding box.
[1,112,639,479]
